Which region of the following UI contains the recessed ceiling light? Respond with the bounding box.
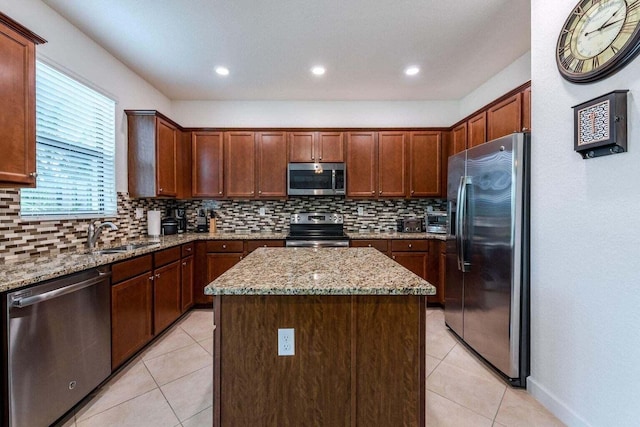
[215,66,229,76]
[405,66,420,76]
[311,66,326,76]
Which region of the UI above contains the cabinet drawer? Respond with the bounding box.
[181,242,195,257]
[206,240,243,252]
[391,239,428,252]
[112,254,153,284]
[246,239,285,253]
[350,239,388,253]
[154,246,181,267]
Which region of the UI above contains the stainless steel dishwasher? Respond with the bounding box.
[5,267,111,427]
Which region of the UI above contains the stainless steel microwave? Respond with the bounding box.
[287,163,345,196]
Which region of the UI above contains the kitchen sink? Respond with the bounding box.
[91,242,159,255]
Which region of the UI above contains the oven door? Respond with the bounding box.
[287,163,345,196]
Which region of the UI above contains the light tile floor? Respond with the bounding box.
[58,307,564,427]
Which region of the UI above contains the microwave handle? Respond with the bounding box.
[332,169,336,192]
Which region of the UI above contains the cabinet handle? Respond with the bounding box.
[259,190,262,194]
[149,276,154,281]
[319,156,322,160]
[379,191,382,195]
[368,244,372,247]
[159,188,163,192]
[263,245,267,247]
[522,127,529,131]
[222,244,226,249]
[29,172,38,178]
[219,191,223,195]
[411,190,415,195]
[186,247,192,252]
[392,255,396,260]
[240,256,243,260]
[156,273,160,278]
[371,190,375,194]
[408,244,412,248]
[183,262,187,266]
[251,191,254,195]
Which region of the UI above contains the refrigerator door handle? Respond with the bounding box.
[456,176,465,271]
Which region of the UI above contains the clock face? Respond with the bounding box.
[557,0,640,82]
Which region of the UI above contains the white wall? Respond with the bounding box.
[0,0,171,192]
[459,51,531,119]
[530,1,640,426]
[172,100,459,128]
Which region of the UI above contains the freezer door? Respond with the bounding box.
[462,133,524,379]
[444,150,466,337]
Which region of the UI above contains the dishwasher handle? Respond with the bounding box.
[11,271,111,308]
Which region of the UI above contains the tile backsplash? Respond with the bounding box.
[0,189,445,262]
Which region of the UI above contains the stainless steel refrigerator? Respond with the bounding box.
[445,132,530,387]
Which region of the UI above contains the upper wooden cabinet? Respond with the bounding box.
[378,131,407,197]
[468,111,487,148]
[408,131,442,198]
[256,131,287,198]
[522,86,531,132]
[487,92,522,141]
[126,111,185,198]
[346,132,377,197]
[224,131,256,198]
[289,131,344,162]
[192,131,224,198]
[451,123,467,156]
[0,13,45,188]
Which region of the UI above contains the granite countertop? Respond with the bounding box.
[347,231,447,240]
[204,247,436,296]
[0,230,445,293]
[0,232,286,293]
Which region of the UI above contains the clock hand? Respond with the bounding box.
[585,7,624,36]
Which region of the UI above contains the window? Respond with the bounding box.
[21,61,116,219]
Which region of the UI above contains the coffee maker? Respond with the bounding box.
[173,208,187,233]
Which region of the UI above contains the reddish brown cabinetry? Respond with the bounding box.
[522,86,531,132]
[224,131,255,198]
[346,132,378,197]
[426,240,446,305]
[378,131,407,197]
[111,255,154,369]
[289,131,344,162]
[126,111,185,198]
[153,247,182,333]
[206,240,244,283]
[451,123,467,155]
[181,250,194,312]
[192,131,224,198]
[0,13,45,187]
[350,239,389,254]
[256,131,287,198]
[468,111,487,148]
[487,93,522,141]
[408,131,442,197]
[391,240,429,280]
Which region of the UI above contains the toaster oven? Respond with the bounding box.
[426,211,448,234]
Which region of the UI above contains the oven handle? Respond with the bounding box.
[11,272,111,308]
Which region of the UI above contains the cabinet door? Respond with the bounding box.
[391,252,427,279]
[468,111,487,148]
[192,131,224,198]
[0,23,37,187]
[451,123,467,155]
[488,93,522,141]
[289,132,315,162]
[378,131,407,197]
[156,118,178,197]
[256,131,287,198]
[154,260,181,333]
[111,274,153,369]
[409,131,441,197]
[225,132,255,198]
[207,253,243,281]
[346,132,377,197]
[317,132,344,162]
[522,86,531,132]
[181,255,194,312]
[350,239,389,255]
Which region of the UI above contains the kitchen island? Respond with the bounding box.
[205,247,435,427]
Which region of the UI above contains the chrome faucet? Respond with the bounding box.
[87,221,118,250]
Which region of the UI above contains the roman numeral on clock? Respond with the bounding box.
[575,59,585,73]
[592,55,600,69]
[562,54,576,69]
[621,21,638,33]
[628,0,640,13]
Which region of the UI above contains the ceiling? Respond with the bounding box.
[42,0,531,101]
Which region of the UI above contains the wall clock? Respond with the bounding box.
[557,0,640,83]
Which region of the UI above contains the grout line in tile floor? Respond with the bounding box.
[59,307,564,427]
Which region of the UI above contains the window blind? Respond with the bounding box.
[21,61,116,219]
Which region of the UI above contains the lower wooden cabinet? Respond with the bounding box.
[207,253,243,281]
[181,255,194,312]
[153,260,181,333]
[111,255,154,370]
[350,239,389,254]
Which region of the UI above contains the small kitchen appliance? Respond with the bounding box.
[174,208,187,233]
[161,217,178,235]
[426,211,447,234]
[286,212,349,247]
[396,218,424,233]
[195,209,209,232]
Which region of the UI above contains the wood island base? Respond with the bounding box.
[213,294,426,427]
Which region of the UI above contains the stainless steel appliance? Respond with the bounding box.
[287,163,345,196]
[445,132,530,387]
[396,218,424,233]
[174,208,187,233]
[285,212,349,247]
[4,267,112,427]
[426,211,447,234]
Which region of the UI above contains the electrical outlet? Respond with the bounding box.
[278,328,295,356]
[259,207,266,216]
[358,206,364,216]
[135,208,144,219]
